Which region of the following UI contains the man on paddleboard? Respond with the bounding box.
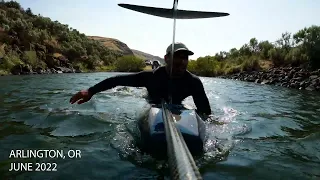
[70,42,212,116]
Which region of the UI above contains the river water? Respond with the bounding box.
[0,72,319,179]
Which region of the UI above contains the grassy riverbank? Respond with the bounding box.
[187,25,320,77]
[186,25,320,91]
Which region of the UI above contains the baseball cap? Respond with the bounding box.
[166,42,194,56]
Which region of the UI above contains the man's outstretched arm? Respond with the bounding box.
[88,71,150,95]
[191,77,212,116]
[70,71,150,104]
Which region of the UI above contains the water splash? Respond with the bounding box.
[109,104,251,172]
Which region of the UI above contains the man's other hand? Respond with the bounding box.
[69,90,93,104]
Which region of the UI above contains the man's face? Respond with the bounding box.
[166,50,189,76]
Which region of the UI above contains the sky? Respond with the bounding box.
[15,0,320,59]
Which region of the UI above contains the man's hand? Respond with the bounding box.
[69,89,93,104]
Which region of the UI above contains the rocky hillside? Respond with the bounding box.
[0,1,128,75]
[0,1,165,75]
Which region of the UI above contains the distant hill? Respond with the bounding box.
[131,49,165,65]
[88,36,165,65]
[87,36,134,56]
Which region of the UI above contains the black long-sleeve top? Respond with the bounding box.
[88,66,212,115]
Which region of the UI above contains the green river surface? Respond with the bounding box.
[0,72,319,179]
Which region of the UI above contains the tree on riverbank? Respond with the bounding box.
[188,25,320,77]
[0,0,124,75]
[114,55,146,72]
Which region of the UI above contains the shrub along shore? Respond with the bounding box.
[186,25,320,92]
[0,55,146,75]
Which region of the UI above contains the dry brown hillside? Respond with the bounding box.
[87,36,134,56]
[131,49,165,64]
[88,36,165,64]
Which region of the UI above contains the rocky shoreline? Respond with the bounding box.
[219,67,320,91]
[1,64,83,76]
[2,65,320,92]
